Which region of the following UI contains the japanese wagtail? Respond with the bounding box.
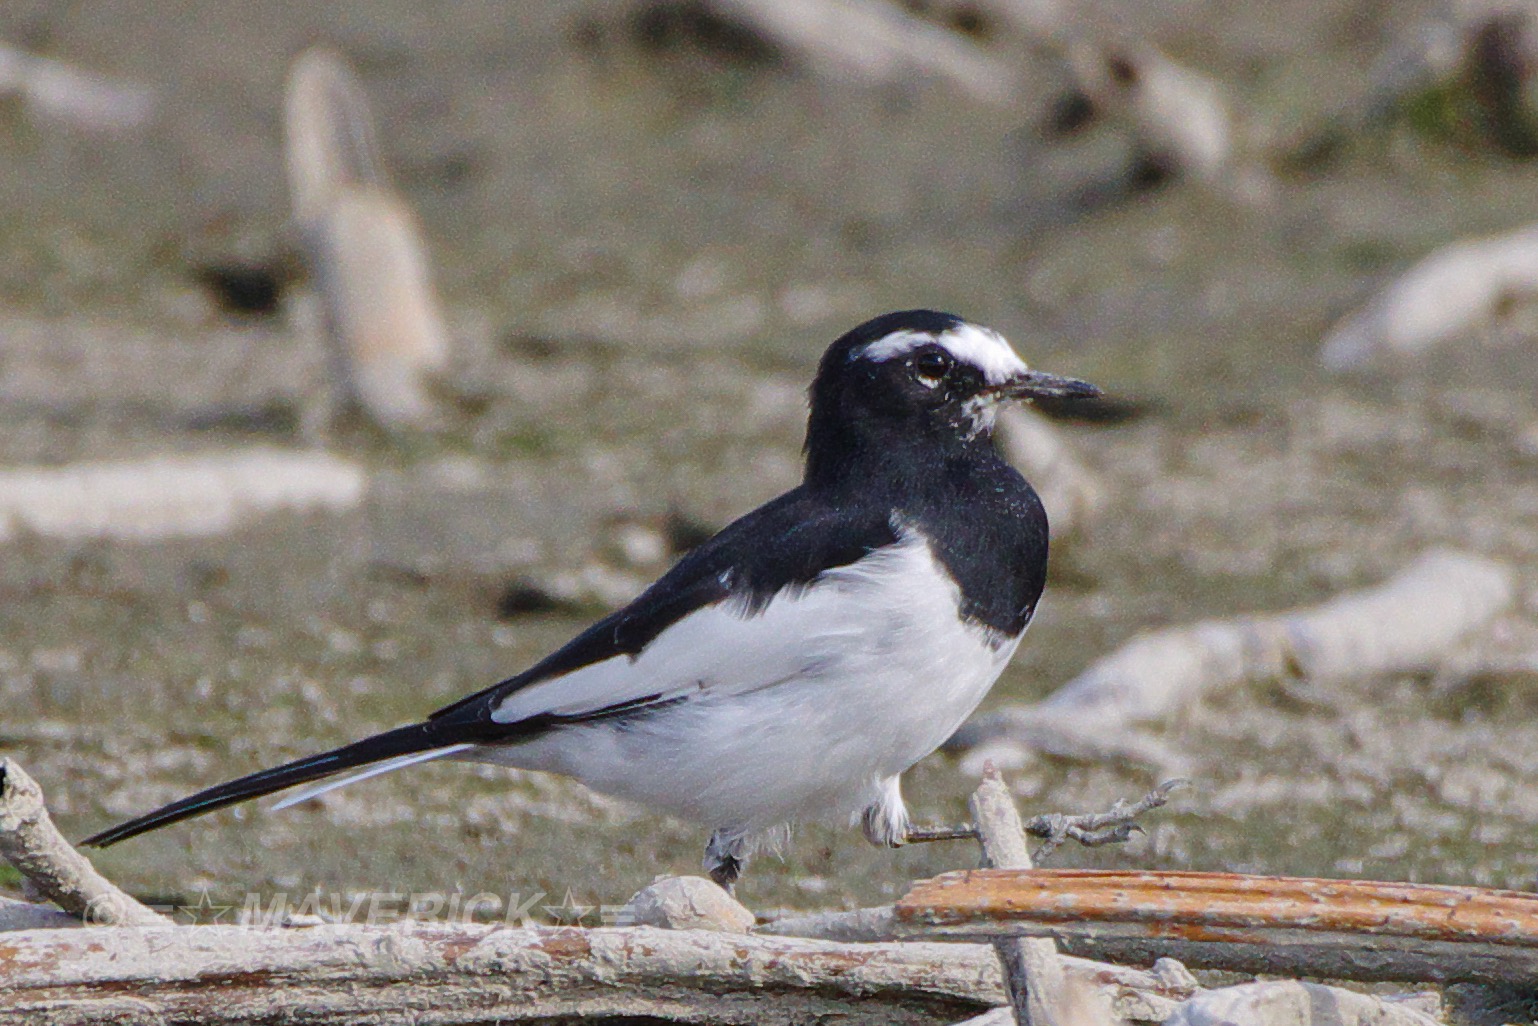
[84,310,1100,887]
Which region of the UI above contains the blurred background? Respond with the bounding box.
[2,0,1538,916]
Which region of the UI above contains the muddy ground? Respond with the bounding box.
[2,0,1538,927]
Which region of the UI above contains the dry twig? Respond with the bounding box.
[0,759,166,926]
[0,450,365,542]
[1024,778,1188,862]
[951,549,1513,768]
[285,48,451,432]
[969,764,1072,1026]
[896,868,1538,986]
[0,921,1000,1024]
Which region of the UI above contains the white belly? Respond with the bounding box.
[468,527,1024,836]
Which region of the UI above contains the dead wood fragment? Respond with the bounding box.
[0,922,1003,1025]
[285,48,451,432]
[895,868,1538,986]
[0,760,166,926]
[1061,40,1236,184]
[1023,778,1187,862]
[951,549,1513,765]
[0,449,366,543]
[1320,224,1538,369]
[652,0,1020,104]
[0,43,155,133]
[759,920,1199,1023]
[970,765,1074,1026]
[1163,980,1443,1026]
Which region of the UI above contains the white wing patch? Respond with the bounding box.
[491,528,952,726]
[475,522,1018,835]
[857,322,1028,386]
[270,744,474,810]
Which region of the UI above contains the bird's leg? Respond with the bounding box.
[862,775,981,846]
[1024,778,1189,862]
[860,776,912,848]
[902,824,980,844]
[704,830,748,893]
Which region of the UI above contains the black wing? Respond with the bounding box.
[428,485,898,724]
[84,486,895,847]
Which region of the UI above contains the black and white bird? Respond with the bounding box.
[84,310,1100,887]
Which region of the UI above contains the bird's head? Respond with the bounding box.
[805,310,1099,481]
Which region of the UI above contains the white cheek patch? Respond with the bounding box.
[856,323,1029,386]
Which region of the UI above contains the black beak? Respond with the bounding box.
[995,369,1102,401]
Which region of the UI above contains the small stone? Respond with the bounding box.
[1165,981,1442,1026]
[622,875,754,933]
[1151,957,1198,992]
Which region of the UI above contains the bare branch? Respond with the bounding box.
[896,868,1538,986]
[969,764,1076,1026]
[1024,779,1188,862]
[0,759,166,926]
[0,922,1002,1024]
[0,450,365,543]
[952,550,1513,767]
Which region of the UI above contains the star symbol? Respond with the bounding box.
[176,887,235,925]
[542,888,596,925]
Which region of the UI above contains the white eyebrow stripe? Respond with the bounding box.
[856,330,937,363]
[936,323,1029,385]
[857,323,1029,385]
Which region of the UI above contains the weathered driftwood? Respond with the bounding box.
[993,406,1103,540]
[1320,224,1538,369]
[0,43,155,134]
[0,449,366,543]
[1163,980,1442,1026]
[283,48,384,227]
[969,765,1073,1026]
[285,48,451,431]
[675,0,1244,188]
[895,868,1538,986]
[0,761,165,926]
[1061,40,1235,184]
[660,0,1020,104]
[951,549,1513,766]
[1023,778,1187,863]
[0,922,1002,1025]
[754,923,1198,1023]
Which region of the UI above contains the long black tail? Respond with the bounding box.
[81,721,462,848]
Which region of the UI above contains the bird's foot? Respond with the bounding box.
[704,830,748,894]
[1024,778,1189,862]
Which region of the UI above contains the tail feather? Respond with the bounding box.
[81,722,469,848]
[270,744,473,810]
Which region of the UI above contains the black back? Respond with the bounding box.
[80,310,1051,849]
[433,310,1049,725]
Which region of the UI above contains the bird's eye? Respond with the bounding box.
[912,350,951,388]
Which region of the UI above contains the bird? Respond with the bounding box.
[83,310,1101,888]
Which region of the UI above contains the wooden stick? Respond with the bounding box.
[894,868,1538,986]
[0,760,166,926]
[952,550,1513,764]
[0,922,1002,1024]
[969,765,1069,1026]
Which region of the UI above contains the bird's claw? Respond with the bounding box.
[1023,778,1187,862]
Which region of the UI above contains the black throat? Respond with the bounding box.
[804,410,1049,639]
